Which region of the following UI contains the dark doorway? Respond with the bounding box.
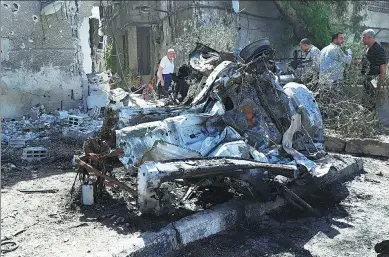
[136,26,151,75]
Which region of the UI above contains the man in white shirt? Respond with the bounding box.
[158,49,175,93]
[319,32,352,85]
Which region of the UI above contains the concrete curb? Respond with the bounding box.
[112,224,179,257]
[325,135,389,158]
[172,201,243,247]
[111,156,363,257]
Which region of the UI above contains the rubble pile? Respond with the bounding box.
[2,109,103,140]
[1,107,104,164]
[74,40,339,216]
[0,72,126,166]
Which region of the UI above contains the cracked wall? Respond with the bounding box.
[171,5,236,67]
[105,0,286,78]
[155,1,287,68]
[0,1,98,118]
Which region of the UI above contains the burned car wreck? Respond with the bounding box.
[75,39,331,215]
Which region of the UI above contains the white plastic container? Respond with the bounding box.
[82,184,94,205]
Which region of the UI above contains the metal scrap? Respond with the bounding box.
[74,39,332,215]
[18,189,59,194]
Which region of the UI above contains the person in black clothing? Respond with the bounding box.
[361,29,386,110]
[172,64,191,102]
[361,29,387,109]
[130,76,144,93]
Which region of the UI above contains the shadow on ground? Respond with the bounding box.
[70,175,241,235]
[70,188,196,235]
[173,181,353,257]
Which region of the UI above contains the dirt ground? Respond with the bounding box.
[2,136,389,257]
[0,138,242,257]
[173,156,389,257]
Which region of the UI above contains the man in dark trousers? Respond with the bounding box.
[172,64,191,102]
[361,29,387,109]
[158,49,175,96]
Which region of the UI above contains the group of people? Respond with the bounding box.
[299,29,387,100]
[130,29,387,108]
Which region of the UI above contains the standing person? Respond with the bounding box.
[172,64,191,102]
[360,29,387,110]
[158,49,175,95]
[319,32,353,85]
[361,29,387,89]
[299,38,321,86]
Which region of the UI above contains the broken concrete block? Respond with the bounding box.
[345,138,389,157]
[324,135,346,152]
[58,110,69,120]
[62,127,95,140]
[21,147,48,161]
[68,115,84,127]
[8,138,26,148]
[22,122,50,132]
[39,114,57,124]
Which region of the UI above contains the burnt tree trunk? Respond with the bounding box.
[272,0,312,41]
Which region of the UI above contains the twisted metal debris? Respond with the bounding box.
[75,40,333,215]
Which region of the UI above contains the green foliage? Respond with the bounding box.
[105,42,118,74]
[289,1,333,48]
[281,1,368,49]
[280,24,295,48]
[105,39,141,89]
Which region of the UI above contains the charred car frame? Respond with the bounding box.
[75,39,331,215]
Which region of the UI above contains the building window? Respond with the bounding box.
[368,1,389,13]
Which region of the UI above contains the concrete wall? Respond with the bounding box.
[0,1,98,118]
[1,66,83,116]
[105,1,161,83]
[105,0,286,80]
[364,4,389,44]
[171,1,236,67]
[342,1,389,44]
[236,1,287,56]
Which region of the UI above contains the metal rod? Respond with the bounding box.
[76,157,137,196]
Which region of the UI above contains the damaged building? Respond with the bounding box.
[1,0,387,216]
[101,0,289,82]
[0,0,106,118]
